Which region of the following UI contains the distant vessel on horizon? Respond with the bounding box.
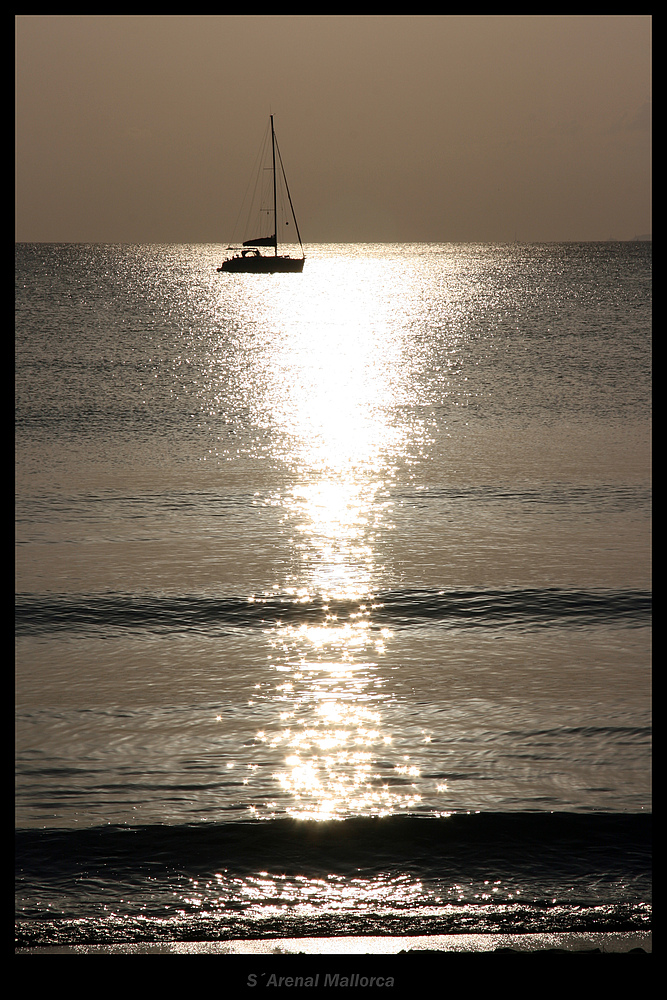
[218,116,305,274]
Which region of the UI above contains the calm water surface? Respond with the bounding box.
[15,242,651,946]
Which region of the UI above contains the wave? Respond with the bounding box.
[394,483,651,515]
[15,904,652,949]
[15,587,651,636]
[15,814,651,946]
[16,812,651,880]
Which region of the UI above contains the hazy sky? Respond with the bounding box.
[15,15,651,243]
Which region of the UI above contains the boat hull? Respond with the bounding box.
[218,255,304,274]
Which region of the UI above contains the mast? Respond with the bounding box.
[271,114,278,257]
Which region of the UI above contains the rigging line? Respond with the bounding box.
[274,136,304,253]
[247,124,273,240]
[229,120,271,244]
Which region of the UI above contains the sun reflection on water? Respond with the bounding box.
[178,869,446,923]
[215,251,465,821]
[176,868,531,923]
[243,610,428,821]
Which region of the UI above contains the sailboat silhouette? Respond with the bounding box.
[218,116,305,273]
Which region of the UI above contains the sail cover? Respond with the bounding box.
[243,234,276,248]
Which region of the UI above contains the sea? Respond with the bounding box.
[15,241,651,958]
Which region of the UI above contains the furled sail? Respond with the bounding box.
[243,234,276,248]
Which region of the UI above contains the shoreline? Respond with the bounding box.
[16,931,651,955]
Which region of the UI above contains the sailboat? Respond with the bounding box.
[217,116,305,273]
